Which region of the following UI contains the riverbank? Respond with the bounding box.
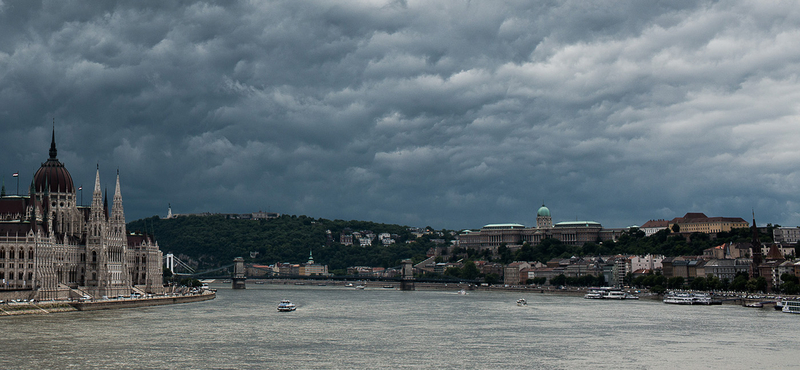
[0,291,216,316]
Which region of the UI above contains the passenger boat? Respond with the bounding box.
[516,298,527,306]
[277,300,296,312]
[663,291,719,305]
[782,300,800,314]
[663,292,695,305]
[604,290,628,300]
[584,289,604,299]
[583,287,638,300]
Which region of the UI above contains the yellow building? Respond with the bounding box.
[668,213,749,234]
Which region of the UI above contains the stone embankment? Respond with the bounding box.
[0,291,216,316]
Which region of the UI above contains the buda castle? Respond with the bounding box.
[0,130,163,300]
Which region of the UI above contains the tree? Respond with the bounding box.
[484,273,500,285]
[462,261,479,280]
[444,267,461,278]
[690,276,706,291]
[667,276,684,290]
[550,274,567,287]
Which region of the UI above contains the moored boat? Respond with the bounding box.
[516,298,527,306]
[663,291,720,305]
[782,300,800,314]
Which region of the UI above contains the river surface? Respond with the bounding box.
[2,284,799,369]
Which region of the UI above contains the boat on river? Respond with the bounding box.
[584,289,604,299]
[663,291,719,305]
[584,287,638,300]
[277,300,296,312]
[457,289,468,295]
[782,300,800,314]
[516,298,527,306]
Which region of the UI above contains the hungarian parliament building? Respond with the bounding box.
[0,131,163,300]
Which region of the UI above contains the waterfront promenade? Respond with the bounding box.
[0,290,215,316]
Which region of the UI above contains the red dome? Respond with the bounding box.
[33,130,74,194]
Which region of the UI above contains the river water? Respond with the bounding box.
[2,284,799,369]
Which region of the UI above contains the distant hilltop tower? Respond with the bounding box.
[167,203,173,219]
[537,203,552,229]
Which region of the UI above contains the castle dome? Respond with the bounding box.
[32,129,74,194]
[537,204,550,217]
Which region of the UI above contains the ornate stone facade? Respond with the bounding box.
[0,130,163,300]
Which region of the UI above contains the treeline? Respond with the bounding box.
[127,215,448,271]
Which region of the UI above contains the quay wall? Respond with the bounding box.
[1,292,215,316]
[70,292,216,311]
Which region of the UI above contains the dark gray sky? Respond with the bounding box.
[1,1,798,230]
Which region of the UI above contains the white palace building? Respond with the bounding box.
[0,130,163,300]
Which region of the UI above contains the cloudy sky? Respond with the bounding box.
[1,0,799,230]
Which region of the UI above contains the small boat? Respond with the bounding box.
[355,285,365,290]
[382,285,394,289]
[516,298,527,306]
[277,300,296,312]
[457,289,467,295]
[744,302,763,308]
[254,281,265,284]
[294,282,305,286]
[344,283,354,287]
[317,283,327,286]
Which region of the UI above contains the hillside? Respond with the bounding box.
[126,214,448,272]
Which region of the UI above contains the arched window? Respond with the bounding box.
[18,272,24,280]
[0,248,4,259]
[0,272,4,280]
[18,249,24,259]
[92,272,96,281]
[92,251,97,263]
[9,249,14,259]
[28,249,34,260]
[27,272,32,281]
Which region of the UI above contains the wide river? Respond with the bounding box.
[2,283,799,369]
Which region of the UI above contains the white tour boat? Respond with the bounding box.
[782,300,800,314]
[277,300,296,312]
[516,298,527,306]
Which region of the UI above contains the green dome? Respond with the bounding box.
[537,205,550,217]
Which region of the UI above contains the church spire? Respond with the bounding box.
[88,166,106,237]
[111,170,126,228]
[49,119,57,159]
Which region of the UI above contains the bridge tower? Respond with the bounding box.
[232,257,246,289]
[400,259,415,291]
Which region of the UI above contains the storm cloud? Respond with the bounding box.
[1,0,799,229]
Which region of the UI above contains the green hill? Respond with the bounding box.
[127,214,449,272]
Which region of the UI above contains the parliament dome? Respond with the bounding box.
[33,130,74,194]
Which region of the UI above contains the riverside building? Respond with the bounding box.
[0,130,163,300]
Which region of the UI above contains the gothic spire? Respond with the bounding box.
[111,170,126,226]
[49,120,57,159]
